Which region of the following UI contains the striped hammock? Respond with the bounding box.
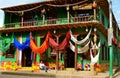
[69,40,90,53]
[70,28,91,45]
[90,49,100,63]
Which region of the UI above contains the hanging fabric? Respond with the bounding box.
[112,35,117,45]
[30,32,51,54]
[90,49,100,63]
[49,30,70,51]
[91,41,100,50]
[0,34,13,52]
[14,33,30,50]
[70,28,92,45]
[69,40,90,53]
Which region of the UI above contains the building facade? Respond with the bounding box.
[0,0,119,72]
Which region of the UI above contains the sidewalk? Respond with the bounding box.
[0,69,110,78]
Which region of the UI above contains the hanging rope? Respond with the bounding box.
[46,0,88,7]
[4,0,88,13]
[4,5,43,13]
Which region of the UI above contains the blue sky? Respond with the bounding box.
[0,0,120,28]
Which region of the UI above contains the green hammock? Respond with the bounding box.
[0,34,13,52]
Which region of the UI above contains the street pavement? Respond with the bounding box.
[0,68,120,78]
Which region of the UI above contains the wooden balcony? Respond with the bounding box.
[0,15,107,37]
[4,15,93,28]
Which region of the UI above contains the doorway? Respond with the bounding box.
[22,47,32,67]
[64,48,75,68]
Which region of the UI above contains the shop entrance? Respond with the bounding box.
[22,47,32,67]
[65,48,75,68]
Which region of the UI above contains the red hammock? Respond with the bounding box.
[49,30,70,51]
[30,32,51,54]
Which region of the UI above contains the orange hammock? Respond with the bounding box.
[30,32,51,54]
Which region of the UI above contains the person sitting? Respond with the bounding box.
[39,61,48,72]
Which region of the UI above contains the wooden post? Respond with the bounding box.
[74,35,78,70]
[75,43,77,69]
[66,6,70,23]
[21,11,24,26]
[36,34,40,63]
[56,36,59,70]
[94,9,97,21]
[41,9,45,24]
[92,1,97,21]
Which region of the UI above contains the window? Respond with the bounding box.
[6,43,15,58]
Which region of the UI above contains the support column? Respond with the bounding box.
[66,6,70,23]
[94,9,97,21]
[109,46,113,77]
[36,34,40,63]
[92,1,97,21]
[41,9,45,24]
[109,0,113,77]
[18,35,22,66]
[56,36,59,70]
[21,11,24,27]
[74,35,78,70]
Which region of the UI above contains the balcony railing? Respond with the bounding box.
[4,15,94,28]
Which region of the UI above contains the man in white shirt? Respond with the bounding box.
[39,61,48,72]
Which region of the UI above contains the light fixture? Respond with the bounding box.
[53,30,56,34]
[94,28,97,32]
[6,33,8,36]
[86,28,88,32]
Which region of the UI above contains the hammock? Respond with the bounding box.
[30,32,51,54]
[90,49,100,63]
[69,40,90,53]
[91,41,100,50]
[14,33,30,50]
[49,30,70,51]
[0,34,13,52]
[70,28,92,45]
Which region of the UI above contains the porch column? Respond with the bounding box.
[0,39,2,65]
[109,0,113,77]
[36,34,40,63]
[21,11,24,27]
[41,9,46,24]
[92,1,97,21]
[18,35,22,66]
[56,35,60,70]
[74,35,78,69]
[66,6,70,23]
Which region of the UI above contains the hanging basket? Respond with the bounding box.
[0,52,4,56]
[92,1,97,9]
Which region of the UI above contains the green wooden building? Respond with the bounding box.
[0,0,120,74]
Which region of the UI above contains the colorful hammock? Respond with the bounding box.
[91,41,100,50]
[0,34,13,52]
[30,32,51,54]
[70,28,91,45]
[69,40,90,53]
[49,30,70,51]
[14,34,30,50]
[90,49,100,63]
